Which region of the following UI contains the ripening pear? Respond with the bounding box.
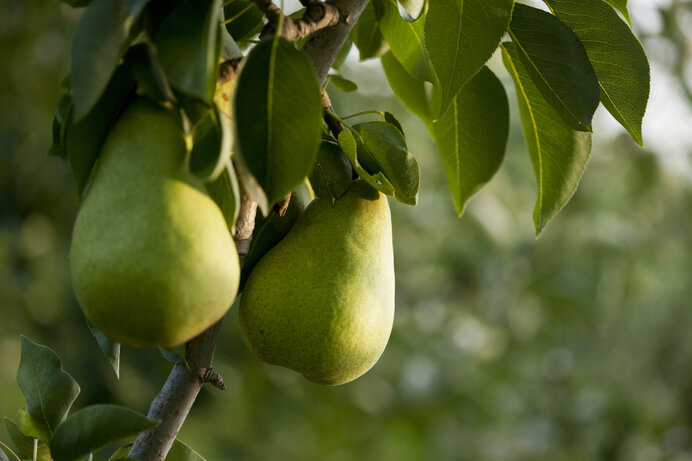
[239,180,395,385]
[70,99,240,347]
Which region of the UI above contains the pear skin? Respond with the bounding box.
[239,180,395,385]
[70,99,239,347]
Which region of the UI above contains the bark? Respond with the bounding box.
[128,0,368,459]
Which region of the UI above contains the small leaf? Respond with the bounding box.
[234,37,323,214]
[189,106,232,182]
[383,112,404,138]
[352,1,389,60]
[49,405,159,461]
[603,0,631,24]
[502,42,592,235]
[432,66,509,216]
[328,74,358,92]
[425,0,513,118]
[87,322,120,379]
[127,42,175,103]
[16,407,49,443]
[508,4,600,131]
[332,36,353,70]
[308,140,353,201]
[166,439,207,461]
[70,0,147,120]
[155,0,222,103]
[378,0,431,81]
[380,52,430,123]
[159,347,187,365]
[48,91,73,158]
[544,0,649,146]
[338,131,395,196]
[16,336,80,440]
[353,122,420,205]
[4,418,33,459]
[223,0,264,42]
[67,63,135,196]
[240,184,312,288]
[61,0,92,6]
[205,159,241,230]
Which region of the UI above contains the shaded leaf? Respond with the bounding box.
[338,130,395,195]
[167,439,206,461]
[49,91,73,158]
[234,37,323,214]
[380,52,430,123]
[332,36,353,70]
[353,122,420,205]
[329,75,358,92]
[224,0,264,41]
[67,63,135,196]
[0,443,13,461]
[603,0,631,24]
[384,112,404,139]
[50,405,159,461]
[87,322,120,379]
[4,418,33,459]
[127,42,175,103]
[544,0,649,146]
[308,140,353,201]
[16,407,49,442]
[432,66,508,215]
[70,0,147,120]
[155,0,222,103]
[16,336,80,440]
[378,0,431,81]
[352,1,389,60]
[502,42,592,235]
[508,4,599,131]
[205,159,240,230]
[425,0,513,118]
[62,0,92,6]
[189,106,232,182]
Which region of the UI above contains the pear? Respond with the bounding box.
[70,99,240,347]
[239,180,395,385]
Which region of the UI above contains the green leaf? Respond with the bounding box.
[384,112,404,138]
[49,91,73,158]
[189,106,232,182]
[398,0,425,20]
[205,159,241,230]
[432,66,508,216]
[378,0,431,81]
[16,336,80,440]
[70,0,147,120]
[127,42,175,103]
[155,0,222,103]
[502,42,592,235]
[61,0,92,7]
[328,74,358,92]
[67,63,135,196]
[50,405,159,461]
[0,443,14,461]
[308,140,354,201]
[380,52,430,123]
[603,0,630,24]
[223,0,264,42]
[332,36,353,70]
[544,0,649,146]
[338,131,395,195]
[352,1,389,60]
[425,0,513,119]
[87,322,120,379]
[508,3,600,132]
[240,184,312,289]
[352,122,420,205]
[166,439,206,461]
[234,37,323,214]
[4,418,34,459]
[16,407,49,443]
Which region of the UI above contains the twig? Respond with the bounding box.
[128,0,368,458]
[253,0,341,41]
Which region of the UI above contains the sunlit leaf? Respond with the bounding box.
[380,52,430,123]
[352,0,389,60]
[338,130,395,195]
[502,43,592,235]
[329,74,358,92]
[378,0,431,81]
[603,0,631,24]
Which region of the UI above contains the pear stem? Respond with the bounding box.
[128,1,368,459]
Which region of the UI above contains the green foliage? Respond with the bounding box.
[86,323,120,379]
[223,0,264,42]
[309,140,354,202]
[377,0,430,82]
[233,36,323,214]
[351,0,389,60]
[381,52,431,123]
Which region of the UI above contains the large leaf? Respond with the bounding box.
[502,43,592,235]
[70,0,147,120]
[603,0,631,24]
[352,0,389,60]
[425,0,513,118]
[353,122,420,205]
[49,405,159,461]
[16,336,80,440]
[432,66,508,216]
[223,0,264,41]
[544,0,649,146]
[381,52,430,124]
[155,0,222,103]
[87,322,120,379]
[234,37,323,215]
[338,130,395,195]
[508,3,599,132]
[377,0,431,82]
[67,63,135,196]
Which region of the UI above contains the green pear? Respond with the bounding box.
[70,99,240,347]
[239,180,395,385]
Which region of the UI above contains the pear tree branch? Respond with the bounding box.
[253,0,340,41]
[128,1,368,459]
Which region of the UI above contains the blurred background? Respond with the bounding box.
[1,0,692,459]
